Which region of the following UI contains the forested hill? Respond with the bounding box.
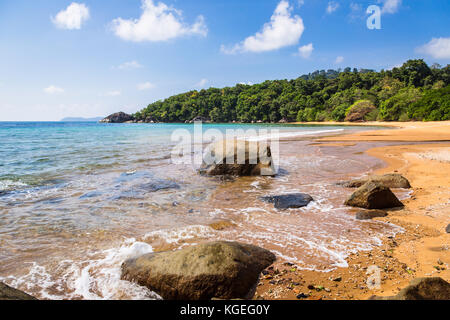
[133,60,450,123]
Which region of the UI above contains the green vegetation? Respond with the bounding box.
[133,60,450,123]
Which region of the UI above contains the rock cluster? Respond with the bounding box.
[100,112,134,123]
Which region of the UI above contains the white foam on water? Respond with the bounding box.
[0,179,28,191]
[246,129,345,142]
[144,225,216,244]
[1,239,161,300]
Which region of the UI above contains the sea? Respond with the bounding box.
[0,122,405,300]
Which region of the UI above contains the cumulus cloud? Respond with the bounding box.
[221,1,304,54]
[111,0,207,42]
[137,82,155,90]
[416,37,450,59]
[298,43,313,58]
[44,85,65,94]
[116,61,143,70]
[52,3,90,30]
[196,79,208,88]
[335,56,344,64]
[380,0,402,14]
[326,1,339,14]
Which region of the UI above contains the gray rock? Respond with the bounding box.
[0,282,37,300]
[100,112,134,123]
[121,241,276,300]
[345,181,404,209]
[199,140,276,176]
[340,173,411,189]
[355,210,388,220]
[370,277,450,300]
[446,224,450,233]
[260,193,314,209]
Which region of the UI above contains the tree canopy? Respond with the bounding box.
[133,60,450,123]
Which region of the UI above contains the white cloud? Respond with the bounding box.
[116,61,143,70]
[298,0,305,7]
[137,82,155,90]
[44,85,65,94]
[221,1,304,54]
[52,3,90,30]
[298,43,313,58]
[417,37,450,59]
[102,91,121,97]
[380,0,402,14]
[196,79,208,88]
[111,0,207,42]
[326,1,339,14]
[335,56,344,64]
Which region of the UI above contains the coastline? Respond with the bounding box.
[255,121,450,300]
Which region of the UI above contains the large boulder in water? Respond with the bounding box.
[100,112,134,123]
[340,173,411,189]
[0,282,37,300]
[121,241,276,300]
[370,277,450,300]
[345,181,404,209]
[260,193,314,209]
[199,140,276,176]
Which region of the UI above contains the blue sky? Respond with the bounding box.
[0,0,449,121]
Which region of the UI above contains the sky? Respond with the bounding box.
[0,0,449,121]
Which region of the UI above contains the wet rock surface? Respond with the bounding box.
[199,140,276,176]
[121,241,276,300]
[340,173,411,189]
[260,193,314,210]
[0,282,37,300]
[345,181,404,209]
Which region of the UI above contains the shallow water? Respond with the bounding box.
[0,122,403,300]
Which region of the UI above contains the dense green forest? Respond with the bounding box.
[133,60,450,123]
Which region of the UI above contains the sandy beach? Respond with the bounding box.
[255,121,450,300]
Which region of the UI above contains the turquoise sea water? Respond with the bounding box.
[0,122,403,300]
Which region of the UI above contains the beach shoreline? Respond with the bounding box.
[255,121,450,300]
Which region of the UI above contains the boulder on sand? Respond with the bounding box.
[0,282,37,300]
[199,140,276,176]
[260,193,314,210]
[355,210,388,220]
[446,224,450,233]
[340,173,411,189]
[121,241,276,300]
[100,112,134,123]
[345,181,404,209]
[370,277,450,300]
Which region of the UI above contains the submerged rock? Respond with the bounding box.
[370,277,450,300]
[121,241,276,300]
[260,193,314,209]
[345,181,404,209]
[0,282,37,300]
[100,112,134,123]
[340,173,411,189]
[355,210,388,220]
[199,140,276,176]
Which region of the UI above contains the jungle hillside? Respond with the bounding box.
[133,60,450,123]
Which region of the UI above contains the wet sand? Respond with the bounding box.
[255,121,450,300]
